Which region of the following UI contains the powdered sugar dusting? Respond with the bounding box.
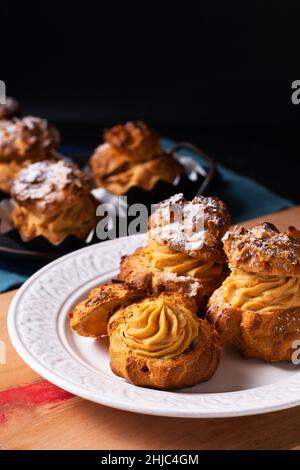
[224,223,300,277]
[157,270,201,296]
[11,160,86,206]
[0,116,60,160]
[225,224,300,265]
[150,193,230,255]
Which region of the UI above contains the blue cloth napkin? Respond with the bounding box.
[0,268,28,292]
[0,141,294,293]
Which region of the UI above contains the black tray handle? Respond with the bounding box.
[168,141,216,195]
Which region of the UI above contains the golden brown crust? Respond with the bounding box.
[103,121,162,163]
[0,116,60,162]
[118,245,227,307]
[207,287,300,361]
[223,223,300,277]
[0,159,35,193]
[69,282,145,337]
[108,292,220,389]
[149,193,230,262]
[11,160,97,244]
[91,151,183,195]
[89,143,129,184]
[118,247,153,290]
[0,97,20,120]
[89,121,183,195]
[11,195,97,244]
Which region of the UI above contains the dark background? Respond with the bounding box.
[2,1,300,203]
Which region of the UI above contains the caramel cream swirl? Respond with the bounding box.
[145,239,223,279]
[222,269,300,312]
[123,296,198,359]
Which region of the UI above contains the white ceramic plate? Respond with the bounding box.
[8,234,300,418]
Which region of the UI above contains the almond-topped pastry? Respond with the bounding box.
[11,160,98,244]
[108,291,220,389]
[103,121,162,163]
[0,116,60,193]
[207,223,300,362]
[0,97,20,120]
[89,121,183,195]
[119,194,230,306]
[0,116,60,162]
[223,223,300,277]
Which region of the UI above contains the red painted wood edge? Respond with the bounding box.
[0,380,73,407]
[0,412,6,424]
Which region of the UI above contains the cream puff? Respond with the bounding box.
[207,223,300,361]
[11,160,98,244]
[119,193,230,306]
[89,121,183,195]
[0,116,60,193]
[108,291,220,389]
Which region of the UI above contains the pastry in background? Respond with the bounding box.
[108,291,221,389]
[119,193,230,307]
[89,121,183,195]
[11,160,98,245]
[0,116,60,193]
[207,223,300,362]
[0,97,20,120]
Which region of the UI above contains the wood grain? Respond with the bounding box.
[1,206,300,450]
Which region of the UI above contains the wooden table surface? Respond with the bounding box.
[1,206,300,450]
